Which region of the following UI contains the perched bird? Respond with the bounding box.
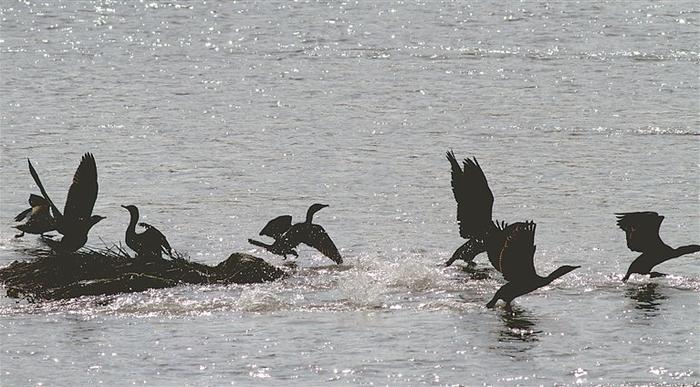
[616,212,699,281]
[249,203,343,264]
[121,205,172,260]
[27,153,105,252]
[485,221,580,309]
[445,151,500,267]
[13,194,56,238]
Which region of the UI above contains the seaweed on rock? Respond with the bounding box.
[0,246,287,301]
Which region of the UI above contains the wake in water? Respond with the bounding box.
[1,250,697,318]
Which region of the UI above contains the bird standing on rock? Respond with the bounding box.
[122,205,173,260]
[249,203,343,264]
[27,153,105,252]
[13,194,56,238]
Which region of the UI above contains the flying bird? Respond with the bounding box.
[616,212,699,281]
[27,153,105,252]
[445,151,501,267]
[122,205,173,260]
[13,194,56,238]
[485,221,580,309]
[249,203,342,264]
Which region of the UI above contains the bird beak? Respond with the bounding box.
[121,205,127,209]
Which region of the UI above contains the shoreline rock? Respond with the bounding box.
[0,249,287,301]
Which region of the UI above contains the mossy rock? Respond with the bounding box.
[0,248,286,301]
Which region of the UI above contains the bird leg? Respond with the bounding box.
[649,272,667,278]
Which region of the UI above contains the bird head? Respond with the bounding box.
[548,265,581,281]
[89,215,106,226]
[306,203,329,223]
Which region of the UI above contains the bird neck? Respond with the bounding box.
[544,266,575,284]
[305,206,320,223]
[126,210,140,233]
[672,244,700,258]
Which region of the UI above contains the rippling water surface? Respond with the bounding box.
[1,1,699,385]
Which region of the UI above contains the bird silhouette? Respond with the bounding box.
[485,221,580,309]
[445,151,504,267]
[249,203,342,264]
[27,153,105,252]
[616,212,699,281]
[122,205,173,260]
[13,194,57,238]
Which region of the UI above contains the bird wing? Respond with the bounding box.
[615,212,665,253]
[63,153,99,223]
[280,224,343,264]
[28,193,49,207]
[14,208,32,222]
[446,151,494,239]
[485,220,510,272]
[498,221,538,282]
[27,158,63,220]
[259,215,293,239]
[139,222,173,256]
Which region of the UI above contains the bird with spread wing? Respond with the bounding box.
[27,153,105,252]
[249,203,342,265]
[13,194,57,238]
[445,151,512,267]
[485,221,580,309]
[616,212,699,281]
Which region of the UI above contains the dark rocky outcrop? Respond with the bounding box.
[0,248,287,301]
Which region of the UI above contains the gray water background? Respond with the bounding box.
[0,1,699,385]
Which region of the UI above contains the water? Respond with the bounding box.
[1,0,699,385]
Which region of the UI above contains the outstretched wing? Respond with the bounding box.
[615,212,665,253]
[485,220,511,272]
[14,208,31,222]
[446,151,494,239]
[139,222,173,256]
[64,153,99,223]
[27,158,63,219]
[280,224,342,264]
[498,221,538,282]
[259,215,293,239]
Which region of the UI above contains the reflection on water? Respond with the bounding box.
[626,283,667,317]
[498,306,540,343]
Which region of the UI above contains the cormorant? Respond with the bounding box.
[13,194,56,237]
[445,151,500,267]
[122,205,173,260]
[27,153,105,252]
[248,203,343,264]
[616,212,700,281]
[485,221,580,309]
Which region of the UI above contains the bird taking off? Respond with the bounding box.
[485,221,580,309]
[616,212,699,281]
[27,153,105,252]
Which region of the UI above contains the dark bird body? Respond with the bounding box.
[249,204,342,264]
[27,153,105,252]
[485,221,579,309]
[122,205,172,260]
[445,151,501,267]
[616,212,700,281]
[13,194,57,237]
